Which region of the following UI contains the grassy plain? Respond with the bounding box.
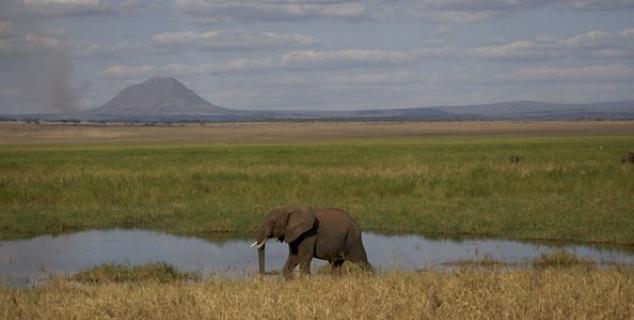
[2,266,633,319]
[0,121,633,243]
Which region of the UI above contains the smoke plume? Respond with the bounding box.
[0,0,80,114]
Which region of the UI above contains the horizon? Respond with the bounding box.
[1,1,634,114]
[3,74,634,116]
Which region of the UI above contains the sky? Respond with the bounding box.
[1,0,633,114]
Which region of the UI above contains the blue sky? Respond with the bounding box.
[1,0,633,113]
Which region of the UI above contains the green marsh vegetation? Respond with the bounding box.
[1,135,633,243]
[70,263,199,284]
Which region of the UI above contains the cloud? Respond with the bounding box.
[0,32,71,56]
[465,28,634,61]
[152,30,317,51]
[103,48,421,78]
[72,40,149,58]
[101,27,634,79]
[69,30,318,58]
[263,63,634,89]
[175,0,368,23]
[466,41,552,61]
[505,64,634,83]
[22,0,162,16]
[561,0,634,10]
[278,49,418,66]
[271,71,419,87]
[174,0,634,24]
[103,64,157,78]
[410,11,499,24]
[404,0,634,23]
[417,64,634,85]
[404,0,550,23]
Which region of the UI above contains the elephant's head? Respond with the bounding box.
[251,207,316,274]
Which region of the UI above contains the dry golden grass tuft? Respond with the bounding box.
[2,268,633,319]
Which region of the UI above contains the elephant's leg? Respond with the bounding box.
[297,241,315,275]
[330,260,344,276]
[347,244,374,273]
[299,259,311,275]
[296,236,316,276]
[283,254,301,280]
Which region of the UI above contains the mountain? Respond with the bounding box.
[4,76,634,122]
[91,77,230,116]
[433,100,634,120]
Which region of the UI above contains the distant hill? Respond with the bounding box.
[91,77,230,116]
[3,77,634,122]
[433,100,634,120]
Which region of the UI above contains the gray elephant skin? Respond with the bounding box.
[252,207,373,279]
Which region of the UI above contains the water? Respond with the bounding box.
[1,229,633,287]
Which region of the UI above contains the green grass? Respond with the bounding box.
[1,136,633,243]
[70,263,199,284]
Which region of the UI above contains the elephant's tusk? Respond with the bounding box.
[251,240,266,248]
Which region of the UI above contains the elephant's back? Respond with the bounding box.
[315,208,358,227]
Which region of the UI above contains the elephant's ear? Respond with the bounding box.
[284,208,316,243]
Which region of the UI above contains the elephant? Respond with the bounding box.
[621,152,634,164]
[251,206,373,279]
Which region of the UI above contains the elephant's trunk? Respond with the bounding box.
[258,243,266,274]
[254,222,270,274]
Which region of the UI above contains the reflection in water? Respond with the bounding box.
[1,229,633,287]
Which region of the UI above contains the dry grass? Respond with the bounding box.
[1,121,634,144]
[2,268,633,319]
[531,251,596,268]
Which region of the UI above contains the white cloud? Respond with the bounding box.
[22,0,162,16]
[275,64,634,87]
[103,48,421,78]
[466,41,552,61]
[465,28,634,61]
[410,10,499,24]
[73,40,149,57]
[152,30,317,51]
[271,71,419,86]
[561,29,634,49]
[175,0,368,23]
[0,31,69,56]
[99,27,634,79]
[68,30,318,58]
[174,0,634,25]
[417,64,634,84]
[506,64,634,82]
[103,64,156,78]
[404,0,634,23]
[278,49,418,66]
[562,0,634,10]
